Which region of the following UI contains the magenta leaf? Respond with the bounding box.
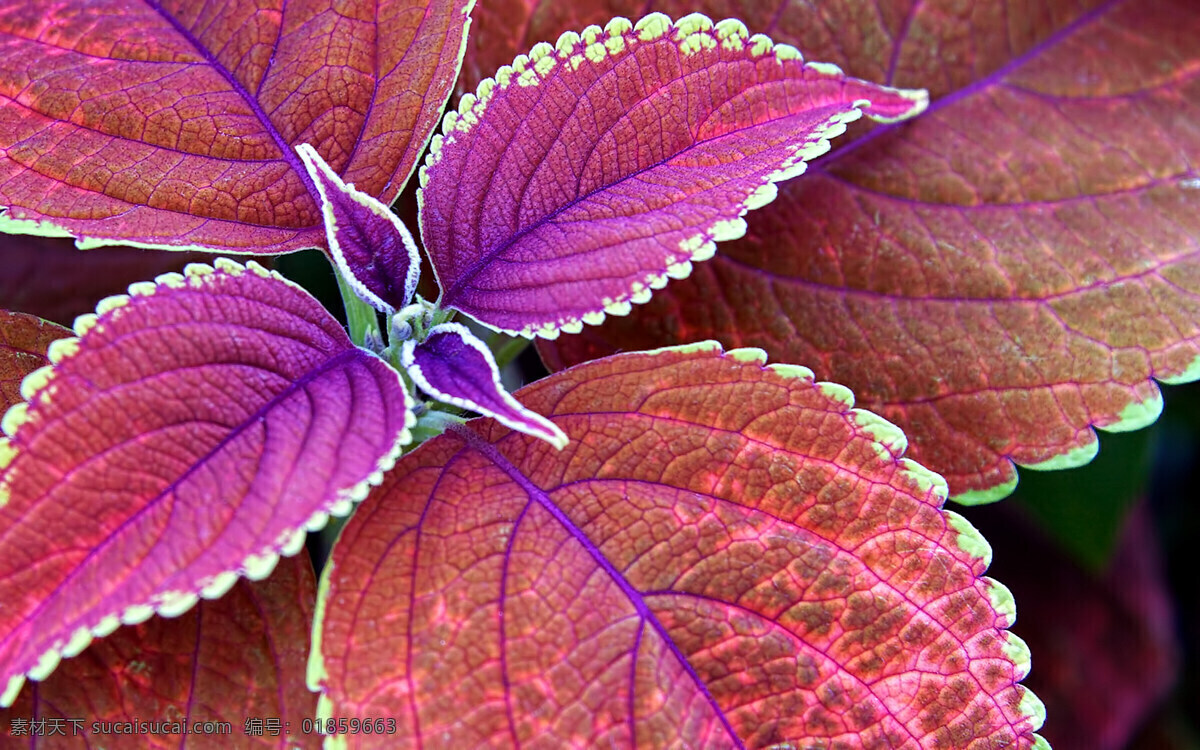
[401,322,568,448]
[0,0,472,254]
[0,553,320,749]
[418,13,927,338]
[529,0,1200,502]
[297,144,420,313]
[0,258,414,704]
[312,343,1044,748]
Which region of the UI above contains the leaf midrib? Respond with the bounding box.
[141,0,322,210]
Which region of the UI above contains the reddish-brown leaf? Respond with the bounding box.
[0,0,471,254]
[311,343,1044,748]
[0,554,319,749]
[0,310,69,412]
[516,0,1200,502]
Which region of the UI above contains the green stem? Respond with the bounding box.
[409,408,468,443]
[334,267,381,348]
[490,333,530,370]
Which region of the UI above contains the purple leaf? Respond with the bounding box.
[0,259,414,703]
[418,13,927,338]
[297,144,421,313]
[402,322,568,448]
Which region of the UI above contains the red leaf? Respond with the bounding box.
[0,259,413,703]
[0,310,69,413]
[312,344,1044,748]
[0,553,320,749]
[421,13,926,338]
[0,0,471,254]
[528,0,1200,501]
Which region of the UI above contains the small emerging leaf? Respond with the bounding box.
[0,554,320,749]
[312,344,1043,748]
[419,13,926,338]
[0,260,413,703]
[297,144,421,313]
[401,322,568,448]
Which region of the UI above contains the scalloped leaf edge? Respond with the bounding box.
[417,12,928,340]
[305,340,1046,746]
[0,258,415,705]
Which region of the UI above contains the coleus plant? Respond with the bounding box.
[1,0,1194,746]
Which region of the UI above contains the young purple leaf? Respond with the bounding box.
[0,259,414,704]
[297,144,421,313]
[418,13,927,339]
[312,344,1044,748]
[401,323,568,448]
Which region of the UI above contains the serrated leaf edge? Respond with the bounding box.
[306,340,1046,745]
[417,13,927,340]
[0,258,415,705]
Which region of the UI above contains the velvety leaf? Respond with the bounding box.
[0,0,472,254]
[419,13,927,338]
[401,322,567,447]
[311,343,1044,748]
[536,0,1200,502]
[969,500,1177,750]
[0,310,70,412]
[0,235,213,326]
[0,258,413,704]
[297,144,421,314]
[0,554,320,749]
